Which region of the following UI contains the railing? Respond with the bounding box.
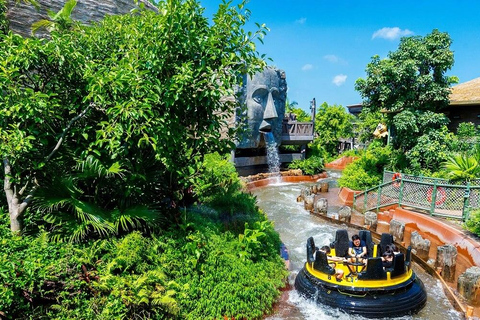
[353,170,480,222]
[282,121,314,136]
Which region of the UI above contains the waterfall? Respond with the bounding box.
[264,132,281,176]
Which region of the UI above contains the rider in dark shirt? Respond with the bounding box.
[348,234,367,263]
[382,250,394,269]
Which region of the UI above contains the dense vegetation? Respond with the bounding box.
[284,29,480,235]
[1,0,267,234]
[286,101,353,174]
[336,30,480,190]
[0,0,288,318]
[0,161,287,318]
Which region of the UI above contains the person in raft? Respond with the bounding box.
[381,250,394,269]
[348,234,367,264]
[319,246,344,282]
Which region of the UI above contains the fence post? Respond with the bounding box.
[377,185,382,210]
[364,188,368,211]
[353,193,356,210]
[429,181,438,215]
[462,183,471,222]
[398,178,404,206]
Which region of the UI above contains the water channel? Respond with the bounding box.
[250,171,462,320]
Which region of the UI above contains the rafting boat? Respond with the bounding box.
[294,229,427,318]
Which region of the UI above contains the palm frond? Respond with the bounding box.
[111,206,165,233]
[443,153,480,181]
[31,19,54,34]
[51,0,77,21]
[77,155,125,178]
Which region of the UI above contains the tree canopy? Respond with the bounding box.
[355,29,457,171]
[309,102,353,156]
[0,0,268,235]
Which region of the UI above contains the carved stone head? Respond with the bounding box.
[236,67,287,149]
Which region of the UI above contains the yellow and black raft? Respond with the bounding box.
[294,230,427,318]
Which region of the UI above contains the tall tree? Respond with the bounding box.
[310,102,353,156]
[0,0,268,234]
[355,29,457,170]
[285,99,310,122]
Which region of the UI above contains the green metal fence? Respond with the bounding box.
[352,170,480,221]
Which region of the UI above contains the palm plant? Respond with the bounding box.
[443,145,480,182]
[31,0,78,35]
[285,99,311,122]
[33,155,165,242]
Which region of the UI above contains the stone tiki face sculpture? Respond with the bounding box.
[236,67,287,149]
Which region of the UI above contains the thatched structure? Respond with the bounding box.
[348,78,480,131]
[449,77,480,105]
[6,0,157,37]
[445,78,480,130]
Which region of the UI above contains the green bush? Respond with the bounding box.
[288,156,324,175]
[169,216,285,320]
[307,140,335,163]
[0,195,286,319]
[337,143,391,190]
[193,152,242,204]
[405,127,454,173]
[465,209,480,236]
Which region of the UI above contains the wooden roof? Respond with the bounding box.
[449,77,480,105]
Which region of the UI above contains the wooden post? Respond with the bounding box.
[436,244,457,282]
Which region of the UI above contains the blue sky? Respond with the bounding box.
[200,0,480,112]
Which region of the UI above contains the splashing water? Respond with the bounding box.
[264,132,280,176]
[252,180,462,320]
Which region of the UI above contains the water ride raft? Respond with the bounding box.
[294,230,427,318]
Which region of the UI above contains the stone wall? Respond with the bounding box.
[6,0,157,37]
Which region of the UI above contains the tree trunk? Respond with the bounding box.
[4,158,27,234]
[9,208,23,233]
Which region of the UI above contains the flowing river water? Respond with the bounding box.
[250,171,462,320]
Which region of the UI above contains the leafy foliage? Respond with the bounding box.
[338,142,392,190]
[193,152,241,203]
[0,0,7,35]
[356,110,384,144]
[31,0,79,35]
[310,102,354,157]
[288,156,324,175]
[0,199,286,319]
[405,126,454,173]
[465,209,480,237]
[355,29,457,171]
[285,99,311,122]
[451,122,480,153]
[356,29,456,116]
[0,2,287,318]
[443,145,480,182]
[0,0,268,233]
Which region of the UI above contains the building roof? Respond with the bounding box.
[449,77,480,105]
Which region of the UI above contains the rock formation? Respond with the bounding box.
[6,0,157,37]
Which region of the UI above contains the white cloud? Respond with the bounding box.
[324,55,339,63]
[301,64,313,71]
[372,27,414,40]
[295,17,307,24]
[333,74,347,86]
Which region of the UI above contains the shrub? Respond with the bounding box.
[337,144,391,190]
[288,156,324,175]
[465,209,480,236]
[169,216,286,320]
[1,192,286,319]
[405,127,454,173]
[193,152,242,204]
